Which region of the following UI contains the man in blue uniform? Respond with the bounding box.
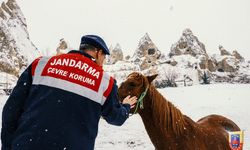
[1,35,137,150]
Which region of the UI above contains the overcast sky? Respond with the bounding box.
[18,0,250,59]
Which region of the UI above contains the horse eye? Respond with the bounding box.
[129,82,136,87]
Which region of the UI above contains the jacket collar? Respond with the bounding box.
[68,50,96,63]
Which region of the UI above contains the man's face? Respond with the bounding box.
[96,50,106,66]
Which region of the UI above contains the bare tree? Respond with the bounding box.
[155,68,178,88]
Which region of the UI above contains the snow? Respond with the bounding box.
[1,14,40,63]
[0,72,17,93]
[0,0,40,65]
[138,33,151,47]
[104,62,140,84]
[0,84,249,149]
[113,43,122,51]
[8,20,39,62]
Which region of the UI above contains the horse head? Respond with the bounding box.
[118,72,158,114]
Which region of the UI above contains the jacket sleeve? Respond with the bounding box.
[101,80,130,126]
[1,64,33,149]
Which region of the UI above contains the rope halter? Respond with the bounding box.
[133,85,149,114]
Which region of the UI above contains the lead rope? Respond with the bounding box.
[132,85,149,115]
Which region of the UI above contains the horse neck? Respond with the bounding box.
[139,85,186,136]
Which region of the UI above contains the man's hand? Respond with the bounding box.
[122,95,137,108]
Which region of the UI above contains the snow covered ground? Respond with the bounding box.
[0,84,249,149]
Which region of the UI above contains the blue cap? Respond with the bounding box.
[80,35,110,55]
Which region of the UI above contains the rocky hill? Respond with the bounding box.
[0,0,40,77]
[106,43,124,65]
[169,28,207,57]
[168,29,249,84]
[56,38,69,55]
[105,29,250,87]
[130,33,167,70]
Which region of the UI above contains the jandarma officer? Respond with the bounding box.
[1,35,137,150]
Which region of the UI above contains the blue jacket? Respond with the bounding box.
[1,50,130,150]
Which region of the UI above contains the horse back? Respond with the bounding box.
[197,114,240,131]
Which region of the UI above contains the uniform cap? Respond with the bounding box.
[80,35,110,55]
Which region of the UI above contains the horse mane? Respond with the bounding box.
[147,85,186,136]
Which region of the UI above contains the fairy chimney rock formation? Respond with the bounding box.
[217,57,239,72]
[213,46,244,72]
[56,38,69,55]
[232,50,244,61]
[219,45,231,56]
[107,43,124,64]
[0,0,40,76]
[169,29,217,71]
[169,28,207,57]
[132,33,165,70]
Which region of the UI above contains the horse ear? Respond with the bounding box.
[147,74,158,84]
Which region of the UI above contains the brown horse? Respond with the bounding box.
[118,72,240,150]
